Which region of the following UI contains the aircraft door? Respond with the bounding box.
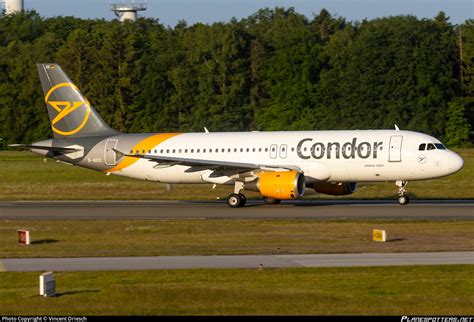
[104,139,118,166]
[389,135,403,162]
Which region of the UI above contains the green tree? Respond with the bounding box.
[317,15,458,136]
[460,20,474,97]
[168,21,251,132]
[444,101,471,147]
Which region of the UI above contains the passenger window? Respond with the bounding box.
[234,148,237,152]
[246,148,249,152]
[166,149,169,153]
[172,149,175,153]
[419,144,426,151]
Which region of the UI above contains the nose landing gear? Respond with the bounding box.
[396,180,409,205]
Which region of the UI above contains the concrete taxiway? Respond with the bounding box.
[1,251,473,271]
[0,200,473,220]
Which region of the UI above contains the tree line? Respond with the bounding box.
[0,8,472,146]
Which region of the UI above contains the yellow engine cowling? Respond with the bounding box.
[245,171,305,200]
[313,182,357,196]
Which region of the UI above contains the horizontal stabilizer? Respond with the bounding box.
[8,144,80,153]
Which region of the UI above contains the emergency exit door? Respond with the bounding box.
[104,139,118,166]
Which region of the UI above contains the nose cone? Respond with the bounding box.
[448,152,464,174]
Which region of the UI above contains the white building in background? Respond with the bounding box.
[2,0,24,15]
[110,0,147,22]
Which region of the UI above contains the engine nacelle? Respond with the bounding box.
[244,171,305,200]
[313,182,357,196]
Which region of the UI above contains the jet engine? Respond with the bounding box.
[244,171,305,200]
[313,181,357,196]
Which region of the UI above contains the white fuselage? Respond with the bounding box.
[107,130,463,185]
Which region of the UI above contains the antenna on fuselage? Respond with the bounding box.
[394,124,400,131]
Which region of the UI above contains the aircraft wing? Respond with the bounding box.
[113,149,302,173]
[8,144,81,152]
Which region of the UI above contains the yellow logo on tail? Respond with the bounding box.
[45,83,91,136]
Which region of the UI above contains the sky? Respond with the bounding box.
[24,0,473,26]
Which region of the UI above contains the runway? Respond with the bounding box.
[1,251,473,271]
[0,200,473,220]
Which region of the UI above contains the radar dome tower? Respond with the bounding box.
[2,0,24,15]
[110,0,147,22]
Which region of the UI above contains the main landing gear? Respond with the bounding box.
[263,197,281,205]
[396,180,410,205]
[227,193,247,208]
[226,181,283,208]
[227,182,247,208]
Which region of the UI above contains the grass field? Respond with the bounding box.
[1,220,473,258]
[0,149,473,200]
[1,151,473,316]
[1,266,473,315]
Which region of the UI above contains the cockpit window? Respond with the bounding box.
[427,143,436,150]
[418,143,426,151]
[435,143,446,150]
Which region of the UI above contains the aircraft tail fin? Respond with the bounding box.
[37,63,118,138]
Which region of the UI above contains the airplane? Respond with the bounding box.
[9,64,464,207]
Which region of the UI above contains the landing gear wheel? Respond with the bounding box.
[227,193,243,208]
[398,195,410,205]
[238,193,247,207]
[263,197,281,205]
[395,180,410,206]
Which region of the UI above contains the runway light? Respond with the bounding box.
[373,229,386,242]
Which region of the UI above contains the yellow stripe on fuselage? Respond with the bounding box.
[108,133,181,172]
